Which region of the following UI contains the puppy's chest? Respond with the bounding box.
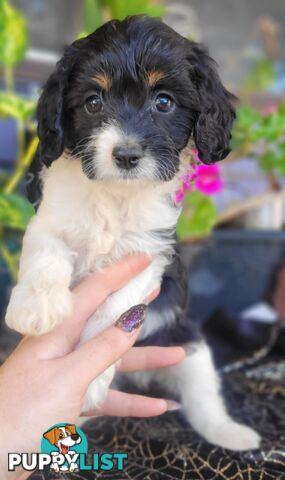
[61,187,179,275]
[42,158,181,276]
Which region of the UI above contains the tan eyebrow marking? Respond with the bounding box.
[92,72,112,90]
[147,70,165,87]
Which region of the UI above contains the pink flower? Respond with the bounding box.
[182,178,191,192]
[195,164,224,195]
[175,189,185,203]
[174,151,224,203]
[262,103,277,116]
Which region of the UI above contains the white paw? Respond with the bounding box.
[82,365,115,414]
[206,421,261,451]
[5,282,73,335]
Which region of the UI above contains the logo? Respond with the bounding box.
[8,423,128,473]
[41,423,87,472]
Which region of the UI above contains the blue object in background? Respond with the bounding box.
[0,79,39,166]
[188,230,285,322]
[0,119,18,166]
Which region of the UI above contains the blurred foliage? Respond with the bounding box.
[0,0,37,280]
[82,0,165,35]
[232,102,285,177]
[0,91,36,121]
[0,192,34,230]
[176,191,218,240]
[0,0,27,66]
[0,0,28,91]
[242,59,275,94]
[104,0,165,20]
[82,0,104,33]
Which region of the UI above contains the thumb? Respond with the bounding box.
[59,304,147,388]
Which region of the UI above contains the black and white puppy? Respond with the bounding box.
[6,16,260,450]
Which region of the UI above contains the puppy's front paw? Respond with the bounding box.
[5,282,73,335]
[207,421,261,451]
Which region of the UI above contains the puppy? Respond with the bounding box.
[6,16,260,450]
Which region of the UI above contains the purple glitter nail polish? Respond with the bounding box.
[115,304,147,333]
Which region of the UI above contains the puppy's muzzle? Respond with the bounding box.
[113,143,143,170]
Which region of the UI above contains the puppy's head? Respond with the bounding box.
[37,15,236,182]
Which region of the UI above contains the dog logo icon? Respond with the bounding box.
[42,423,87,472]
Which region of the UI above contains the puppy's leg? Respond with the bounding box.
[169,341,261,450]
[80,258,165,412]
[5,218,75,335]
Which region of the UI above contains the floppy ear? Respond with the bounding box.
[27,38,89,207]
[187,42,236,164]
[37,38,88,167]
[43,427,58,445]
[36,57,70,167]
[38,65,66,167]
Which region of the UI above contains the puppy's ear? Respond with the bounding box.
[43,427,58,445]
[36,62,67,167]
[37,38,87,167]
[187,41,236,164]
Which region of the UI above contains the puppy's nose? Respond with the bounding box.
[71,434,79,441]
[113,144,143,170]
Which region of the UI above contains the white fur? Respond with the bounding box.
[91,124,157,181]
[124,341,261,450]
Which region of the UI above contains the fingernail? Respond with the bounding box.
[183,344,197,356]
[115,304,147,333]
[165,400,182,411]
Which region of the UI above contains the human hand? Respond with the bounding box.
[0,255,185,478]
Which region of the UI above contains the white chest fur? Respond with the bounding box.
[39,155,181,282]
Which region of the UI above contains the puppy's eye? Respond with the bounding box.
[85,94,102,114]
[155,93,174,113]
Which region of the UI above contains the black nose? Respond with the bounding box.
[71,434,79,441]
[113,144,143,170]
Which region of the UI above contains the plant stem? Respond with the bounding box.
[4,64,14,92]
[0,242,18,282]
[267,170,281,191]
[4,136,39,194]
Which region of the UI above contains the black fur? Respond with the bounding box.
[27,15,236,206]
[137,250,202,347]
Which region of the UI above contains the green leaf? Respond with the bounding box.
[0,0,28,66]
[242,58,275,93]
[0,192,34,230]
[105,0,165,19]
[0,91,36,121]
[82,0,104,33]
[259,152,279,171]
[176,191,217,240]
